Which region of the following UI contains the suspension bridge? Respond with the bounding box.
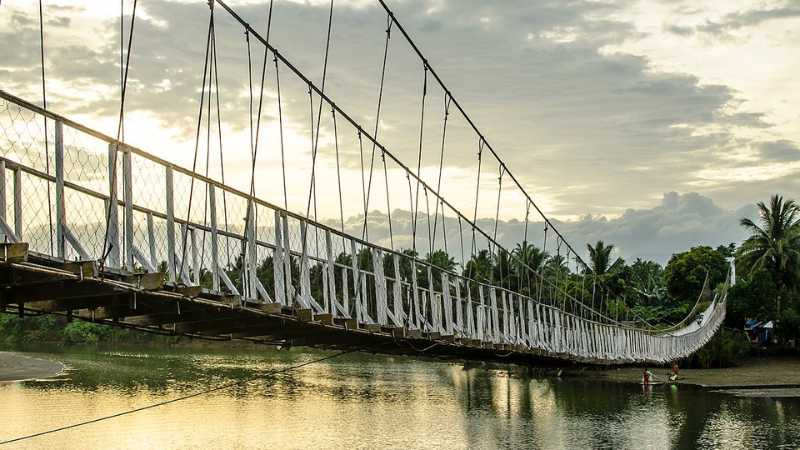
[0,0,727,366]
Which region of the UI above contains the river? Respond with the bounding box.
[1,346,798,449]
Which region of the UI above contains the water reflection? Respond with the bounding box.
[1,348,798,449]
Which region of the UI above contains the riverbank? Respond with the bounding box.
[591,356,800,390]
[0,351,64,382]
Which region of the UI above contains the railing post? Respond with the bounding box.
[13,167,21,239]
[273,210,286,305]
[341,266,350,316]
[165,167,176,282]
[372,248,387,326]
[454,278,463,334]
[442,273,454,335]
[106,144,120,268]
[54,120,65,259]
[209,185,220,291]
[191,226,199,285]
[426,265,436,332]
[411,261,420,330]
[282,212,293,303]
[392,254,403,326]
[122,147,134,269]
[0,160,6,224]
[489,287,500,343]
[501,291,509,342]
[246,200,258,299]
[350,240,362,322]
[299,220,311,307]
[325,230,336,315]
[146,212,157,270]
[465,287,475,339]
[477,285,486,341]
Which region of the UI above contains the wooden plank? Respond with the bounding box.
[259,302,282,314]
[295,308,314,322]
[314,313,334,325]
[63,260,98,278]
[175,285,202,298]
[122,272,165,291]
[0,242,27,262]
[334,317,359,329]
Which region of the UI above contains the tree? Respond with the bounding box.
[585,241,626,309]
[512,241,548,295]
[419,249,457,290]
[663,246,728,304]
[492,250,515,289]
[586,241,624,277]
[627,258,666,306]
[464,250,493,283]
[737,194,800,317]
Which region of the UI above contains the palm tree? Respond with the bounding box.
[586,241,623,277]
[738,194,800,316]
[464,250,493,283]
[512,241,549,295]
[586,240,625,311]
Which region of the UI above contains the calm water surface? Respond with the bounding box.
[1,346,799,449]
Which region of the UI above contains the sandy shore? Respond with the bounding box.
[0,351,65,382]
[593,356,800,390]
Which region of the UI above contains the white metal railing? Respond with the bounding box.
[0,89,726,363]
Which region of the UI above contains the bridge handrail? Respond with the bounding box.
[0,88,705,337]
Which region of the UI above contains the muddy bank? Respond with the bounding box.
[0,351,64,382]
[586,356,800,396]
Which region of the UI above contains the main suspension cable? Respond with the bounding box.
[100,0,138,271]
[305,0,335,221]
[361,13,392,241]
[37,0,54,256]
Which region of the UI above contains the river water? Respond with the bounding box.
[1,346,798,449]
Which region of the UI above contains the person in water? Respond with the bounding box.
[642,367,655,385]
[670,362,680,381]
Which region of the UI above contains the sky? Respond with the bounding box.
[0,0,798,264]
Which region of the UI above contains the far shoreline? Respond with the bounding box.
[577,355,800,393]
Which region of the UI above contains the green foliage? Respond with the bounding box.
[62,321,113,344]
[627,258,666,306]
[727,269,779,326]
[687,327,751,368]
[664,246,728,303]
[733,193,800,345]
[737,194,800,293]
[0,314,61,344]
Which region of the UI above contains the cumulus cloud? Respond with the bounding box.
[332,192,755,265]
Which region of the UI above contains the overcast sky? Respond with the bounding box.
[1,0,797,263]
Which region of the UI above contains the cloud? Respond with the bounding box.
[758,140,800,162]
[331,192,755,265]
[0,0,795,228]
[663,2,800,38]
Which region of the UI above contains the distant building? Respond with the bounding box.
[744,319,775,346]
